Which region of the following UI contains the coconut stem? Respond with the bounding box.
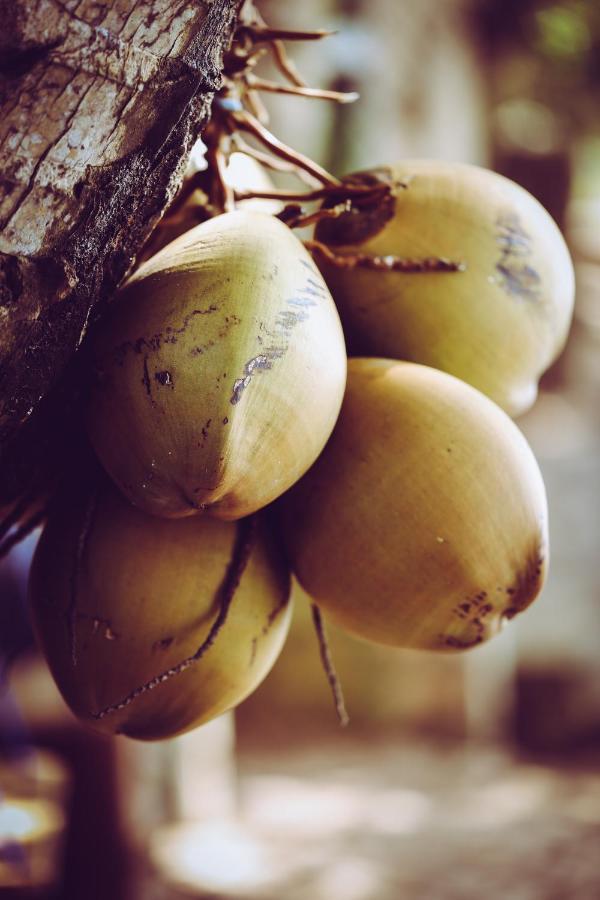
[279,201,352,230]
[311,603,349,727]
[270,39,307,87]
[305,239,467,274]
[231,136,315,183]
[0,488,38,543]
[92,516,257,721]
[227,109,340,187]
[0,506,48,561]
[244,75,359,104]
[205,142,236,213]
[238,26,337,43]
[234,182,392,203]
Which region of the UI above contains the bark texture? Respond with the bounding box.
[0,0,240,480]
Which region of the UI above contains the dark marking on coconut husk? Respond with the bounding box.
[495,212,542,302]
[444,633,484,650]
[67,486,100,666]
[92,515,257,721]
[445,543,545,650]
[230,354,272,404]
[503,547,545,620]
[229,270,322,405]
[153,637,175,652]
[249,636,258,667]
[107,306,219,366]
[142,355,152,399]
[314,168,398,247]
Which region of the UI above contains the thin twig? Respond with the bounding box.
[271,39,307,87]
[228,109,340,187]
[0,489,37,542]
[92,517,257,721]
[311,603,349,727]
[234,182,393,203]
[237,26,337,42]
[244,87,270,124]
[0,506,48,562]
[245,75,359,104]
[306,239,467,273]
[230,136,308,175]
[205,143,235,213]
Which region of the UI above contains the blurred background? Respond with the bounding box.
[2,0,600,897]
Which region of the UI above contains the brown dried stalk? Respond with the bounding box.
[311,603,349,727]
[306,239,467,274]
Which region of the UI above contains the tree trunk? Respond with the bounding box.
[0,0,240,501]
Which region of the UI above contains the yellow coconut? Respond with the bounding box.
[279,358,548,651]
[87,210,346,519]
[315,160,574,416]
[28,475,292,740]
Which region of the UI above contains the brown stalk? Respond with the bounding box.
[244,88,270,123]
[311,603,349,727]
[227,109,341,187]
[306,239,467,274]
[233,182,394,203]
[279,201,352,230]
[245,75,359,104]
[0,489,38,543]
[205,143,236,213]
[230,136,311,176]
[271,39,307,87]
[237,26,337,42]
[0,506,48,562]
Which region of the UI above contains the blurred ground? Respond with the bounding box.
[147,732,600,900]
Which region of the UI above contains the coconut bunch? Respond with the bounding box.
[27,158,574,740]
[25,16,575,740]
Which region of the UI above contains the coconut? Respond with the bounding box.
[315,161,574,416]
[28,474,292,739]
[279,358,549,651]
[87,210,346,519]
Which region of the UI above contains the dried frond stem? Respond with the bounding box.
[0,490,37,542]
[230,137,309,176]
[271,39,307,87]
[279,201,352,230]
[243,87,270,123]
[0,506,48,562]
[306,239,467,274]
[237,26,337,43]
[245,75,359,104]
[228,109,340,187]
[311,603,349,727]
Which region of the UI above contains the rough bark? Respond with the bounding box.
[0,0,240,496]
